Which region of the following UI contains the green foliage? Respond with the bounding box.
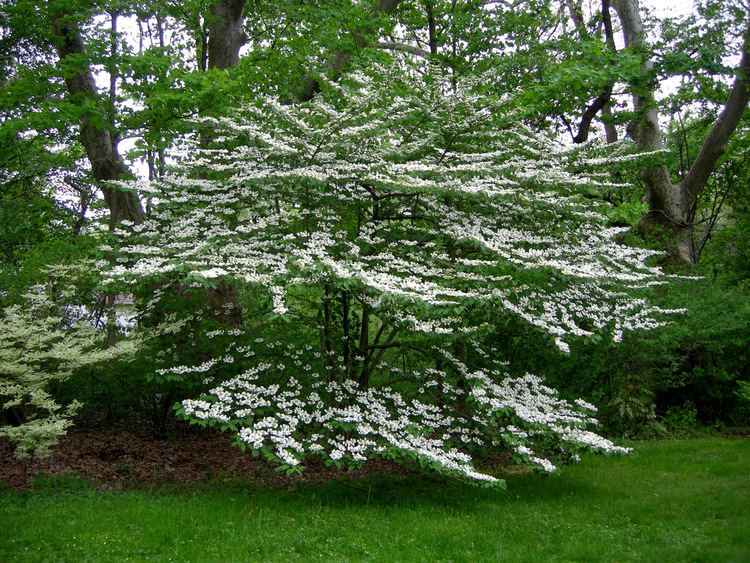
[537,276,750,436]
[0,182,60,270]
[656,0,748,112]
[662,402,700,436]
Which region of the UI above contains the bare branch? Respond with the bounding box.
[376,41,431,58]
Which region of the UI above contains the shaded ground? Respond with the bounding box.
[0,422,406,491]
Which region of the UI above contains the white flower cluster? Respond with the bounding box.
[180,339,629,485]
[108,68,677,352]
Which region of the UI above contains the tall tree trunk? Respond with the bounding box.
[202,0,247,325]
[610,0,750,264]
[207,0,246,69]
[425,0,438,56]
[51,13,145,229]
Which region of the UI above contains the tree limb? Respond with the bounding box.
[681,23,750,205]
[573,84,613,143]
[376,41,431,58]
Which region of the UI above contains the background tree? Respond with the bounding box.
[610,0,750,264]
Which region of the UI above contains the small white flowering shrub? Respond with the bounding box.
[0,287,138,459]
[109,67,679,486]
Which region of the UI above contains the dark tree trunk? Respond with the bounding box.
[341,292,351,375]
[51,13,145,229]
[207,0,246,70]
[425,0,438,55]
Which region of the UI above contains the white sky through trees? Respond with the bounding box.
[644,0,695,17]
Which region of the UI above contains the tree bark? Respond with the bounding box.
[573,85,613,143]
[564,0,587,37]
[51,13,145,229]
[601,102,618,143]
[611,0,750,264]
[207,0,246,69]
[341,291,351,375]
[425,0,438,56]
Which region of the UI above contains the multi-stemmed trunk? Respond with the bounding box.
[610,0,750,264]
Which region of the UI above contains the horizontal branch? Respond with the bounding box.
[376,41,432,59]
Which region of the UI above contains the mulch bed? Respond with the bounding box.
[0,421,407,492]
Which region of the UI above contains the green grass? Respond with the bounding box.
[1,438,749,562]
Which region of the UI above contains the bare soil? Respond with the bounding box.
[0,421,406,491]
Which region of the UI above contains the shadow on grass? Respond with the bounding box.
[248,466,602,513]
[0,453,613,516]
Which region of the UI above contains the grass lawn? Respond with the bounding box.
[1,437,748,562]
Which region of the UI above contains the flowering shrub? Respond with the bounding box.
[108,68,680,486]
[0,287,138,459]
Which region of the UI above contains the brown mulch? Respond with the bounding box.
[0,422,407,492]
